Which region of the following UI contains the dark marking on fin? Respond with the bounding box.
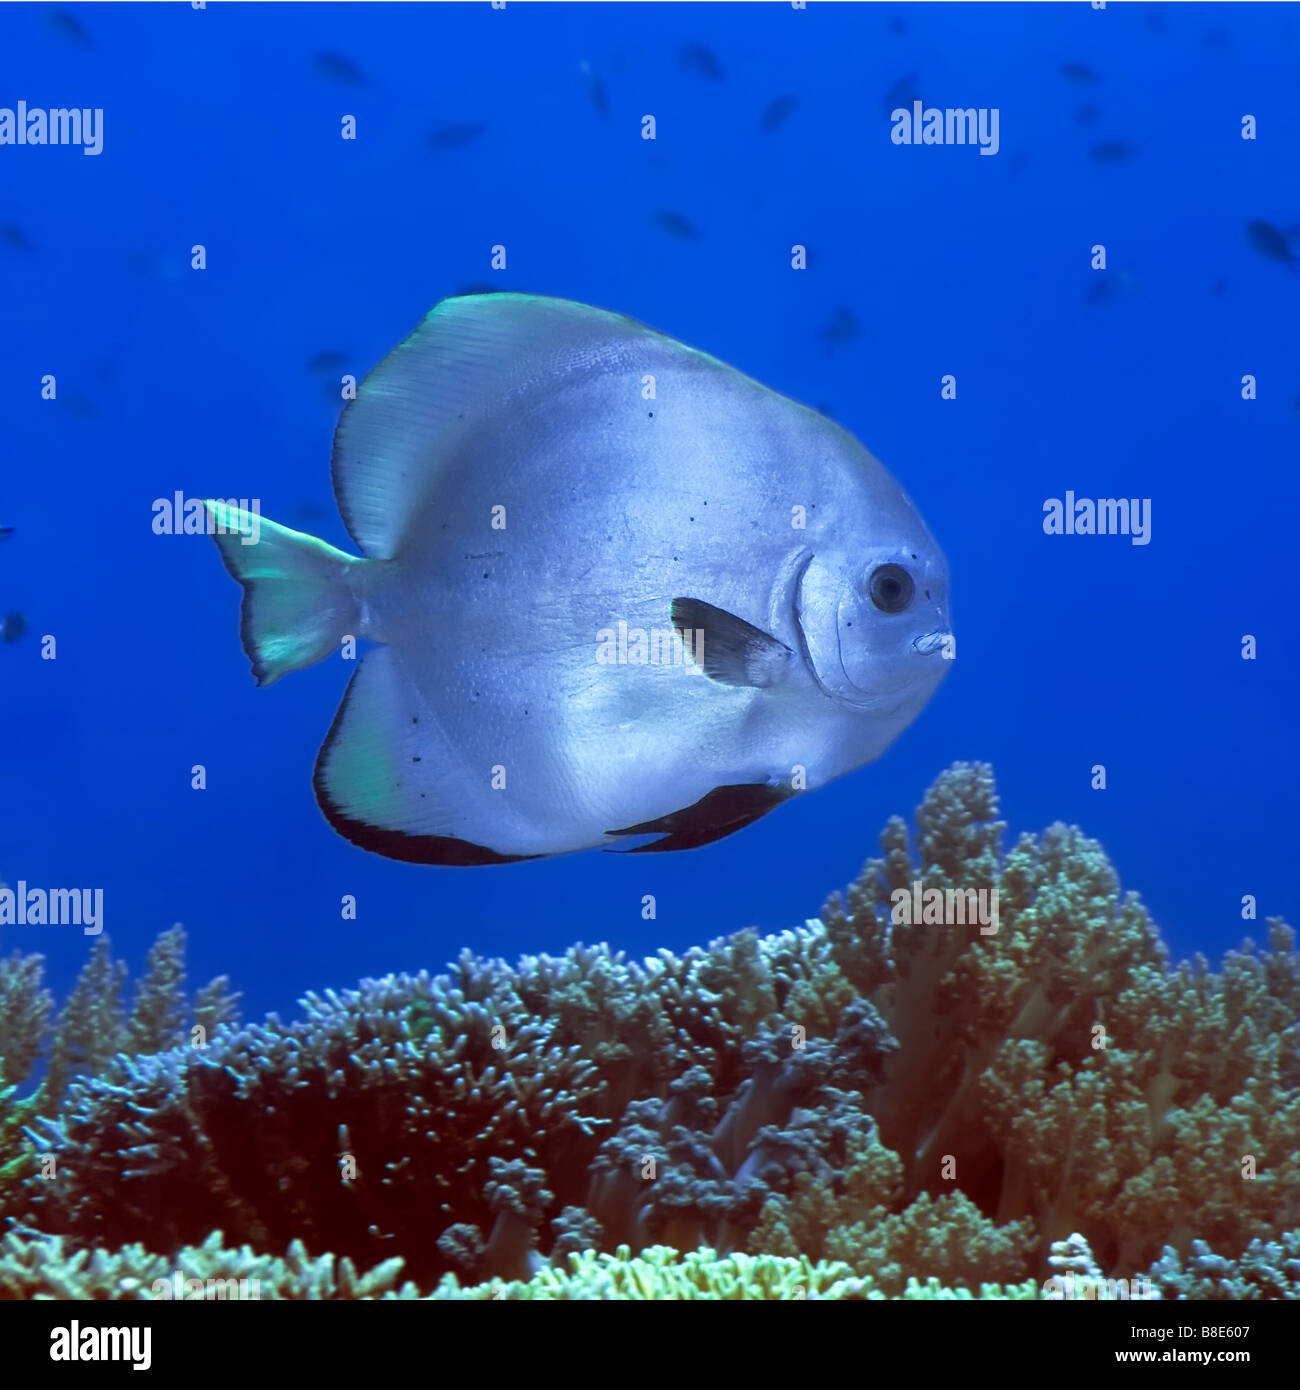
[607,782,792,852]
[316,812,537,865]
[671,597,792,688]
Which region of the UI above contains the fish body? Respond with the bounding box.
[207,296,952,863]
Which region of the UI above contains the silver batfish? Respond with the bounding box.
[207,294,953,863]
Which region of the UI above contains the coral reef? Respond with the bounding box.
[428,1243,1040,1300]
[0,926,241,1213]
[2,765,1297,1299]
[0,1229,409,1300]
[0,1230,1036,1301]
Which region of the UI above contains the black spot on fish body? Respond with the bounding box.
[314,52,368,85]
[761,94,799,132]
[653,210,699,239]
[1245,220,1298,267]
[679,42,724,81]
[1090,140,1136,164]
[1061,61,1100,84]
[429,122,486,151]
[608,783,794,853]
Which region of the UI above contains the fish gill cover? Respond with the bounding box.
[0,0,1297,1352]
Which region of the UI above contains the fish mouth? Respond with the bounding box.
[912,630,950,655]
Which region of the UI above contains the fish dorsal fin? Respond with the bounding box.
[671,597,794,688]
[331,294,678,558]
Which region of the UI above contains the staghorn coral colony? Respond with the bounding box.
[0,764,1296,1300]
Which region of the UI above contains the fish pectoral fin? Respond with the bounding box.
[606,782,792,853]
[670,597,793,688]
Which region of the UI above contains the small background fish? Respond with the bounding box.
[1245,220,1297,268]
[679,42,723,81]
[652,210,699,238]
[429,122,485,152]
[314,51,367,85]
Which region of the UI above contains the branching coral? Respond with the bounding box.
[127,925,188,1055]
[7,764,1297,1299]
[0,952,53,1086]
[0,926,243,1115]
[0,925,245,1218]
[0,1229,412,1300]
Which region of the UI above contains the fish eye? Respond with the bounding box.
[867,563,914,614]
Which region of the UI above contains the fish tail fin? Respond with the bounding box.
[205,501,361,687]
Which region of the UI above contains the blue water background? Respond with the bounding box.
[1,2,1297,1025]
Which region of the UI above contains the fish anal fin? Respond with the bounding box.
[607,782,792,853]
[313,648,539,866]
